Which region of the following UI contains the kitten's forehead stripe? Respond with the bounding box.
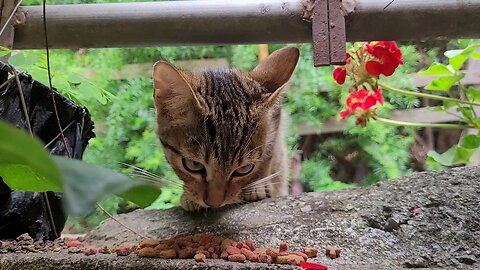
[197,70,261,164]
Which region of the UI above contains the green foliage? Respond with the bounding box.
[427,134,480,167]
[419,44,480,167]
[0,121,161,216]
[301,156,355,191]
[0,121,61,192]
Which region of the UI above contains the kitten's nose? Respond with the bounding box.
[205,199,223,208]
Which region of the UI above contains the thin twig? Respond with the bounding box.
[0,0,23,38]
[0,75,16,92]
[96,203,147,239]
[384,0,395,10]
[42,0,72,158]
[44,119,76,149]
[12,68,32,135]
[13,66,59,238]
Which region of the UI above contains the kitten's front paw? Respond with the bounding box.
[180,195,204,212]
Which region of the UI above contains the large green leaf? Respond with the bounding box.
[424,74,465,91]
[427,134,480,166]
[0,121,161,215]
[53,156,161,216]
[0,121,62,192]
[444,44,480,58]
[449,54,468,71]
[418,63,453,76]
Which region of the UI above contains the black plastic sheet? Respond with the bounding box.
[0,63,95,240]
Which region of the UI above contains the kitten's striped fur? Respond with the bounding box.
[153,47,299,211]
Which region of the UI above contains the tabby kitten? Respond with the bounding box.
[152,47,299,211]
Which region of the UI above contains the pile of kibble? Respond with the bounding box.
[1,232,341,267]
[0,233,66,254]
[133,233,319,266]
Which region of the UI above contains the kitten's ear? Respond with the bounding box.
[152,61,205,114]
[248,46,300,100]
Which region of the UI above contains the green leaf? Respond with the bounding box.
[8,53,38,66]
[464,87,480,102]
[68,73,83,85]
[444,44,480,58]
[0,164,60,192]
[449,54,468,71]
[472,51,480,59]
[457,106,474,121]
[427,143,479,167]
[424,74,465,91]
[118,185,162,208]
[418,63,453,76]
[52,156,161,216]
[461,134,480,149]
[0,121,62,192]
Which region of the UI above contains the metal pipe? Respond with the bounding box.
[12,0,480,49]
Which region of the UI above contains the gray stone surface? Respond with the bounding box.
[1,166,479,269]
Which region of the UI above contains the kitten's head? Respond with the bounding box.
[152,47,299,208]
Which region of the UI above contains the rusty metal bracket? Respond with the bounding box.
[312,0,346,67]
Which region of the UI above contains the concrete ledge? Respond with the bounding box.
[1,166,479,269]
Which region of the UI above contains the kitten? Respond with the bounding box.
[152,47,299,211]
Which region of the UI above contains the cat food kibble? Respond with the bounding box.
[129,233,319,266]
[304,247,318,258]
[325,246,341,259]
[228,253,247,262]
[194,253,207,263]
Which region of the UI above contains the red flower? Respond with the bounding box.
[332,53,351,85]
[365,41,403,76]
[340,88,384,126]
[333,67,347,84]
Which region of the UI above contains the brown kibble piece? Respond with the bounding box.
[241,248,259,262]
[178,247,196,259]
[220,250,229,259]
[83,246,97,256]
[220,239,235,251]
[194,253,207,263]
[228,253,246,262]
[279,241,288,252]
[137,247,158,258]
[266,248,279,259]
[286,254,304,265]
[226,245,241,255]
[139,238,162,249]
[289,251,308,261]
[196,249,211,258]
[253,248,267,254]
[158,249,177,259]
[115,243,136,256]
[98,246,111,254]
[325,246,341,259]
[259,254,273,263]
[153,243,170,251]
[67,247,83,254]
[275,255,290,264]
[66,240,83,248]
[303,247,318,258]
[246,240,255,251]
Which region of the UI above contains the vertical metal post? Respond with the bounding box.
[0,0,18,62]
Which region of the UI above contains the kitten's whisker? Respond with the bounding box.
[120,162,184,189]
[242,171,281,190]
[134,174,184,189]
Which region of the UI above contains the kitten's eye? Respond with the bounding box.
[182,158,205,173]
[234,164,255,176]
